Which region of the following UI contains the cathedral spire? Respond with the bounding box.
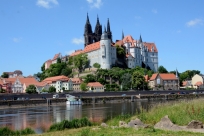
[139,34,143,43]
[122,30,124,40]
[104,25,106,33]
[86,13,90,24]
[107,18,111,33]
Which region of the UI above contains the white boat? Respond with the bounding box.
[66,94,82,105]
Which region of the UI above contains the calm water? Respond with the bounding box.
[0,100,166,133]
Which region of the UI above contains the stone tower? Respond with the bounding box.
[100,28,111,69]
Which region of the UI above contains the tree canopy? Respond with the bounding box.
[158,65,168,73]
[73,53,88,72]
[48,86,56,93]
[132,71,145,90]
[26,85,37,94]
[1,72,9,78]
[116,45,125,58]
[80,83,87,91]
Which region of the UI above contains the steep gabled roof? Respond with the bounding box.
[52,53,61,60]
[149,73,158,80]
[143,42,158,53]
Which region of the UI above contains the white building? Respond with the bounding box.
[116,35,158,72]
[87,82,104,92]
[71,33,158,72]
[43,75,73,93]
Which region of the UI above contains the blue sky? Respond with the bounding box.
[0,0,204,76]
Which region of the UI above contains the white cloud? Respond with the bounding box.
[72,37,84,45]
[186,19,203,27]
[36,0,59,9]
[86,0,103,9]
[152,9,158,14]
[66,50,75,55]
[87,0,93,3]
[13,37,22,43]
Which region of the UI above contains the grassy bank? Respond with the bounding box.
[136,99,204,126]
[29,127,203,136]
[27,99,204,136]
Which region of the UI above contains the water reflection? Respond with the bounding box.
[0,100,166,133]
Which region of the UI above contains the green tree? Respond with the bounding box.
[1,72,9,78]
[74,53,88,72]
[41,63,45,72]
[132,71,145,90]
[80,83,87,91]
[158,65,168,73]
[57,58,61,63]
[26,85,37,94]
[93,63,101,68]
[62,87,65,92]
[48,86,56,93]
[42,88,48,92]
[84,74,96,83]
[121,73,132,90]
[61,67,72,76]
[116,45,125,58]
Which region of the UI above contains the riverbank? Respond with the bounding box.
[26,98,204,136]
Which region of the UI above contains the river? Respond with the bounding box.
[0,100,167,133]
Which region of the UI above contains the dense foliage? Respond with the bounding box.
[1,72,9,78]
[158,65,168,73]
[80,83,87,91]
[48,86,56,93]
[116,45,126,58]
[26,85,37,94]
[48,117,92,132]
[93,63,101,68]
[0,127,35,135]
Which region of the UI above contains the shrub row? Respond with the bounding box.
[0,127,35,136]
[48,117,92,131]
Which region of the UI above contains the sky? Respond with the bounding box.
[0,0,204,76]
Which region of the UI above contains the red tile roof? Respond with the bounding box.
[87,82,103,87]
[150,73,177,80]
[3,77,40,87]
[43,75,69,83]
[143,42,158,53]
[149,73,158,80]
[70,50,84,56]
[194,81,203,86]
[144,75,149,82]
[122,35,137,47]
[70,78,83,84]
[84,42,100,53]
[52,53,60,60]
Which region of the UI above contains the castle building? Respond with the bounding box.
[71,14,159,72]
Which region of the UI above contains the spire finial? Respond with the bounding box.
[122,30,124,40]
[86,12,90,24]
[104,25,106,33]
[107,18,110,32]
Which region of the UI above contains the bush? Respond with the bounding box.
[0,127,35,136]
[93,63,101,68]
[48,117,92,132]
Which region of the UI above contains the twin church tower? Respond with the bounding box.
[84,14,112,47]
